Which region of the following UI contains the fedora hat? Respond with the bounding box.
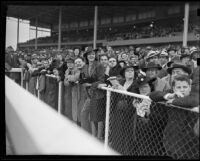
[142,62,162,72]
[146,50,159,60]
[167,63,192,75]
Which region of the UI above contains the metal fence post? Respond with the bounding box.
[58,81,63,114]
[104,90,111,149]
[26,82,29,91]
[21,70,23,87]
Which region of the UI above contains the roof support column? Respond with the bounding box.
[183,3,189,47]
[35,17,38,50]
[93,6,98,49]
[58,7,62,50]
[17,19,20,50]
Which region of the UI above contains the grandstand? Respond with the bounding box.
[4,1,200,157]
[6,2,200,50]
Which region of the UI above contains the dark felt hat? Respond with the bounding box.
[180,54,190,60]
[167,63,192,75]
[120,65,138,77]
[83,46,98,57]
[142,62,162,72]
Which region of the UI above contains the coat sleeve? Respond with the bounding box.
[39,75,46,92]
[149,91,168,102]
[91,64,105,89]
[172,93,199,108]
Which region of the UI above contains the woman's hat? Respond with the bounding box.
[167,63,192,75]
[120,65,138,77]
[83,46,98,57]
[142,62,162,72]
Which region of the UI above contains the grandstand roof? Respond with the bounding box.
[5,1,191,29]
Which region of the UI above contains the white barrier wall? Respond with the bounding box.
[5,76,118,155]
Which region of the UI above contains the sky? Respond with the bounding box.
[6,17,50,51]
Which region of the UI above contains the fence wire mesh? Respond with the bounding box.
[10,70,199,159]
[107,91,199,159]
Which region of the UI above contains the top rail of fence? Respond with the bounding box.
[100,86,199,113]
[5,68,23,73]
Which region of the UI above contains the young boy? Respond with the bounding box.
[149,74,199,159]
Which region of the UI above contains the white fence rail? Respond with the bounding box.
[5,76,118,155]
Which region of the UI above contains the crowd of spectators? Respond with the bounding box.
[5,43,199,158]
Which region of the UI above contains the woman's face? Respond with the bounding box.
[109,58,117,68]
[87,51,96,62]
[125,67,134,79]
[139,83,151,95]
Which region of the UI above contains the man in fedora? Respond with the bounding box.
[160,62,192,92]
[146,50,160,64]
[169,48,199,108]
[158,50,170,79]
[142,62,169,92]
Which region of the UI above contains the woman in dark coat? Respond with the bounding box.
[130,75,168,156]
[80,47,106,138]
[109,65,139,155]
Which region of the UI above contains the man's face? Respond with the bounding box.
[130,57,139,65]
[181,57,190,65]
[139,83,151,95]
[171,68,188,81]
[169,50,176,58]
[192,52,200,61]
[56,54,62,61]
[100,56,108,68]
[32,58,38,64]
[125,67,135,79]
[159,56,168,65]
[67,62,74,69]
[173,81,191,97]
[121,54,128,60]
[74,49,79,56]
[148,56,159,64]
[184,49,190,54]
[109,58,117,68]
[146,68,159,78]
[42,60,49,68]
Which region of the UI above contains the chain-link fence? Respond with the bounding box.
[103,88,199,159]
[9,70,199,159]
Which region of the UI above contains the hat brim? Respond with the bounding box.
[180,55,190,59]
[120,66,138,77]
[167,65,192,75]
[142,66,162,72]
[83,49,98,57]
